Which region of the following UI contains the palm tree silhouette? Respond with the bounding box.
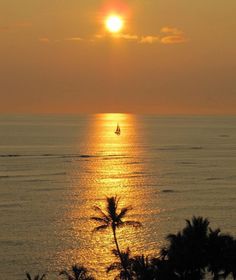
[165,216,210,279]
[59,265,95,280]
[219,234,236,280]
[91,196,141,275]
[25,273,46,280]
[207,228,226,279]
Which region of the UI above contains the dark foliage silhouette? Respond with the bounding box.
[164,216,210,279]
[23,205,236,280]
[207,230,236,280]
[107,248,134,280]
[150,257,180,280]
[59,265,95,280]
[25,273,46,280]
[130,255,155,280]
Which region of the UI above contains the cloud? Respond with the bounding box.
[93,26,187,45]
[65,37,83,41]
[94,33,138,41]
[116,34,139,40]
[159,26,188,44]
[161,35,188,44]
[95,34,104,39]
[44,26,187,46]
[140,36,159,44]
[161,26,183,35]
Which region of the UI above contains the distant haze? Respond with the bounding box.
[0,0,236,114]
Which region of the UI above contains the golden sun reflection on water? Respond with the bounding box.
[89,113,140,199]
[57,114,162,280]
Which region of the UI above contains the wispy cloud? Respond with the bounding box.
[39,26,187,46]
[140,36,159,44]
[94,33,138,40]
[161,35,187,44]
[160,26,187,44]
[94,26,187,45]
[115,34,139,40]
[65,37,83,41]
[161,26,183,35]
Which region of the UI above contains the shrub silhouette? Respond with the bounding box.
[25,273,46,280]
[59,265,95,280]
[107,248,133,280]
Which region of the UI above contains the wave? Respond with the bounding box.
[0,154,22,157]
[0,240,24,247]
[219,134,230,138]
[191,146,203,150]
[206,177,224,181]
[155,145,203,151]
[22,179,52,183]
[178,161,197,165]
[162,189,175,193]
[205,176,236,181]
[31,187,65,192]
[0,153,130,159]
[0,172,66,179]
[0,203,22,209]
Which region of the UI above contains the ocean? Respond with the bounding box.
[0,114,235,279]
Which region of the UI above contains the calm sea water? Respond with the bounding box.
[0,114,236,279]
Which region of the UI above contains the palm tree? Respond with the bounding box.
[207,228,226,279]
[165,216,210,279]
[219,235,236,280]
[91,196,141,274]
[59,265,95,280]
[25,273,46,280]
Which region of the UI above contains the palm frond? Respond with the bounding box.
[59,270,74,280]
[112,249,120,257]
[73,265,87,279]
[25,273,46,280]
[90,217,109,224]
[117,206,132,220]
[92,224,109,232]
[106,196,119,220]
[92,206,109,221]
[119,220,142,228]
[107,262,122,273]
[25,273,32,280]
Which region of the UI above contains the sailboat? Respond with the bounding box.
[115,123,121,135]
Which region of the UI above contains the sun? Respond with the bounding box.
[105,15,124,33]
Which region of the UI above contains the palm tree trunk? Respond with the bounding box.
[112,226,129,280]
[112,226,122,261]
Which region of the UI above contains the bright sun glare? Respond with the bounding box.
[105,15,124,33]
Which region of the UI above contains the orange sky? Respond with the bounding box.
[0,0,236,114]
